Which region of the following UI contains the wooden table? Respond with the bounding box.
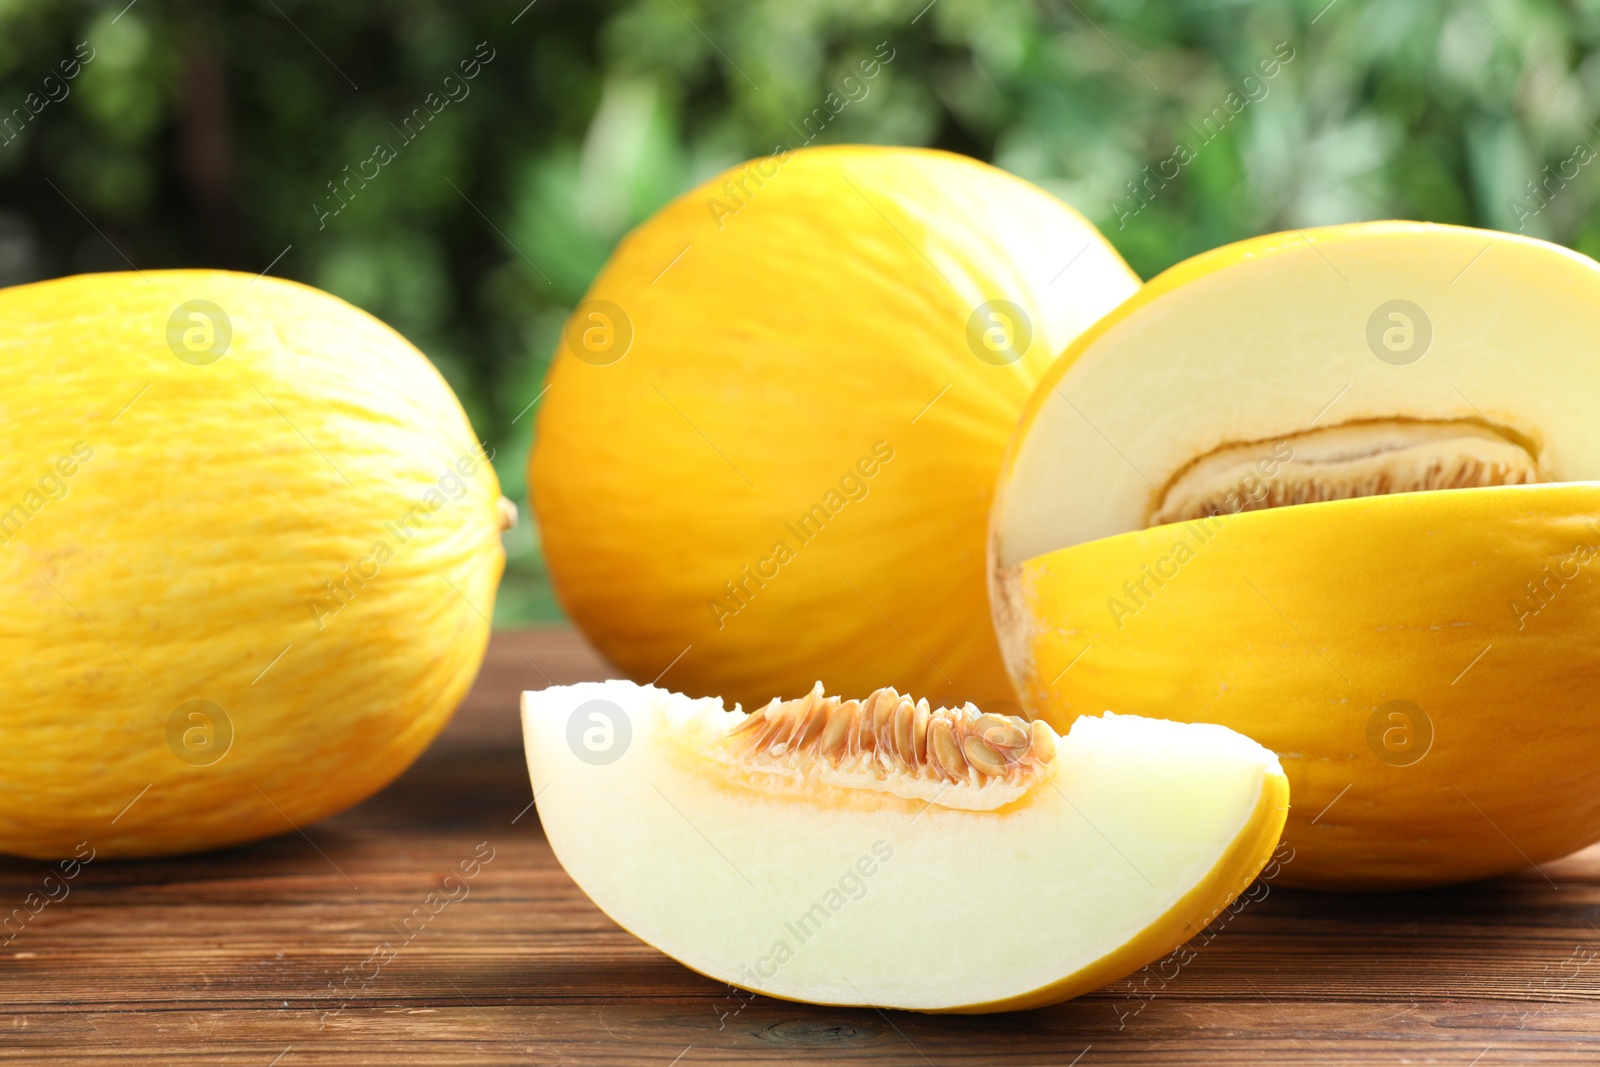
[4,628,1598,1064]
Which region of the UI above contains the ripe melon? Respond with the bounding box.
[991,221,1600,889]
[0,270,507,858]
[523,681,1287,1012]
[531,145,1139,711]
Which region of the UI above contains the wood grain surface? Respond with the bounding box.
[3,628,1598,1064]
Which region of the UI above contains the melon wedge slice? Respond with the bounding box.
[522,681,1287,1013]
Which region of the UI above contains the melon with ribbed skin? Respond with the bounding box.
[524,680,1288,1013]
[0,270,507,858]
[531,145,1139,711]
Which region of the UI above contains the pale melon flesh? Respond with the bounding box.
[994,221,1600,565]
[523,681,1287,1012]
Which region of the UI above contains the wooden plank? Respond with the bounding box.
[2,628,1598,1064]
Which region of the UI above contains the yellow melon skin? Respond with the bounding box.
[1002,485,1600,890]
[532,145,1139,711]
[0,271,504,859]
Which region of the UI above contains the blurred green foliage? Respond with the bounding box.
[1,0,1595,620]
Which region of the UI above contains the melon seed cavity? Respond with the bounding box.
[1149,418,1542,527]
[717,683,1056,810]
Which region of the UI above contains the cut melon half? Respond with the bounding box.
[522,681,1287,1013]
[990,221,1600,889]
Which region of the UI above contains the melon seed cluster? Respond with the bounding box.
[724,682,1056,784]
[1150,419,1541,526]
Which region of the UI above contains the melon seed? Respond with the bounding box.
[1029,720,1056,763]
[929,719,968,780]
[893,699,917,765]
[974,713,1028,750]
[961,734,1009,776]
[819,700,854,755]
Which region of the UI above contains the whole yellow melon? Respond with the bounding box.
[0,271,507,858]
[532,145,1139,709]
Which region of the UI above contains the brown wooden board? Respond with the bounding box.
[3,628,1598,1064]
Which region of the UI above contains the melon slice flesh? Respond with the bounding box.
[522,681,1287,1013]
